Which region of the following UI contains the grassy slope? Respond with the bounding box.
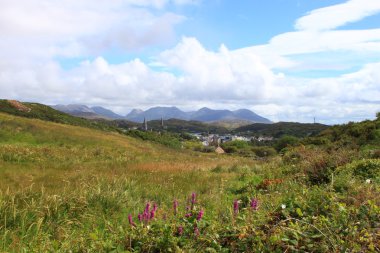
[0,110,379,252]
[0,100,114,131]
[0,112,248,191]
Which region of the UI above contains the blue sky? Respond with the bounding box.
[0,0,380,123]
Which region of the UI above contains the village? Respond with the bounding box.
[190,133,274,147]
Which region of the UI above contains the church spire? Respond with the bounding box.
[143,117,148,131]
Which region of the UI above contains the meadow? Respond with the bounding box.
[0,111,379,252]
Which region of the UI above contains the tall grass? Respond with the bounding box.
[0,113,379,252]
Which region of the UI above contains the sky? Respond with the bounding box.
[0,0,380,124]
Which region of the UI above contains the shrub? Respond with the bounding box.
[275,135,299,152]
[350,159,380,180]
[251,146,277,157]
[283,146,357,185]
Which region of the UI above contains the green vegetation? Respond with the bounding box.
[121,118,229,134]
[0,99,114,131]
[0,106,379,252]
[125,130,188,149]
[235,122,329,138]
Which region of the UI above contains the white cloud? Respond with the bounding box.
[0,0,379,123]
[0,0,187,60]
[295,0,380,31]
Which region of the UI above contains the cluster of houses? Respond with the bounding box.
[190,133,274,147]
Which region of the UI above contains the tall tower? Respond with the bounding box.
[143,117,148,131]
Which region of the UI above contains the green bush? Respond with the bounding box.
[275,135,299,152]
[251,146,277,157]
[349,159,380,180]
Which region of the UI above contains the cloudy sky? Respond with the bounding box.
[0,0,380,123]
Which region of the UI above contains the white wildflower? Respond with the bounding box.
[281,204,286,209]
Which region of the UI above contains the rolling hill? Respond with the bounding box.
[0,100,379,252]
[235,122,329,138]
[0,100,113,131]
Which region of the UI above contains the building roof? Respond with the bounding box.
[215,146,225,154]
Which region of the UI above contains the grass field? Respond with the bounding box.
[0,112,379,252]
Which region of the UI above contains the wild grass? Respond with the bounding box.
[0,112,379,252]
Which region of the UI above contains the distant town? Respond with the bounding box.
[190,133,274,147]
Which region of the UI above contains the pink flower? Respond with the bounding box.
[178,226,183,235]
[138,213,142,222]
[173,199,178,215]
[191,192,196,209]
[128,214,136,227]
[194,226,200,237]
[250,198,259,211]
[233,200,239,215]
[196,209,204,221]
[185,213,192,218]
[150,210,155,219]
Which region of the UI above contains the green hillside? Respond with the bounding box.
[0,99,114,131]
[235,121,329,138]
[0,107,379,252]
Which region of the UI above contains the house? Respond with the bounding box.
[215,146,225,154]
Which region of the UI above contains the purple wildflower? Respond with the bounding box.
[142,202,151,221]
[191,192,196,209]
[185,213,192,218]
[144,203,151,214]
[197,209,204,221]
[150,210,155,219]
[138,213,142,222]
[153,203,158,212]
[128,214,136,227]
[194,226,200,237]
[233,200,239,216]
[178,226,183,235]
[250,198,259,211]
[173,199,178,215]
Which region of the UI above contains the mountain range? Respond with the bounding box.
[52,104,272,123]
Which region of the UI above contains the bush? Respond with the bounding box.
[283,146,357,185]
[275,135,299,152]
[251,146,277,157]
[350,159,380,180]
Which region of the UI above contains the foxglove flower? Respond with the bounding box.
[250,198,259,211]
[178,226,183,235]
[173,199,178,215]
[191,192,196,210]
[233,200,239,215]
[197,209,204,221]
[128,214,136,227]
[194,226,200,237]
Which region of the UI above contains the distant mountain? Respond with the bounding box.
[53,104,93,113]
[126,106,189,122]
[53,104,123,119]
[126,107,271,123]
[53,104,271,124]
[91,106,124,119]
